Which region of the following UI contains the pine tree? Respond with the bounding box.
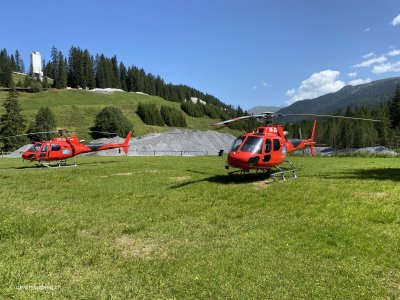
[111,56,121,89]
[54,52,67,89]
[0,89,26,151]
[50,46,59,83]
[68,46,85,88]
[84,51,96,89]
[119,62,127,91]
[389,84,400,129]
[0,49,13,87]
[15,50,25,73]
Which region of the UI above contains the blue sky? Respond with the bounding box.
[1,0,400,110]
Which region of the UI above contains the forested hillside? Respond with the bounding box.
[0,47,247,120]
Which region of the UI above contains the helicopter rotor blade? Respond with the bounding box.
[276,113,381,122]
[212,114,264,126]
[88,130,119,135]
[0,131,60,139]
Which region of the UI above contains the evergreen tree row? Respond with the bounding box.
[137,103,187,127]
[0,46,244,120]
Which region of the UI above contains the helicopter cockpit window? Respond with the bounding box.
[41,144,49,152]
[51,144,61,151]
[230,136,244,152]
[273,139,280,151]
[27,144,42,153]
[240,137,263,154]
[265,139,272,153]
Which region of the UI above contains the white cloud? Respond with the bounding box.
[372,61,400,74]
[363,28,371,33]
[353,56,387,68]
[285,70,345,105]
[388,49,400,57]
[347,72,358,77]
[362,52,375,59]
[391,14,400,26]
[348,78,372,86]
[251,86,257,90]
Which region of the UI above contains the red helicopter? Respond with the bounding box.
[3,130,132,167]
[213,112,380,180]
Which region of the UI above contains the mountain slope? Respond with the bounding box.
[278,77,400,114]
[0,89,239,140]
[248,106,282,114]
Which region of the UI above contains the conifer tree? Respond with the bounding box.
[389,84,400,129]
[0,49,13,87]
[15,50,25,73]
[0,89,26,151]
[119,62,127,91]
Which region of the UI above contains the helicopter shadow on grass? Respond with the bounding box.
[304,168,400,182]
[170,172,271,189]
[5,159,120,170]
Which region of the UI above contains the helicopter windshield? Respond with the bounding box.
[230,136,244,152]
[240,136,263,154]
[27,143,42,153]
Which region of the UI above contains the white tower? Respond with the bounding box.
[30,51,43,80]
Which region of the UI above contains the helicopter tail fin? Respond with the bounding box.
[310,120,317,156]
[122,130,132,154]
[310,120,317,141]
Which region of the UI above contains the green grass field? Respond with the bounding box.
[0,155,399,298]
[0,89,239,140]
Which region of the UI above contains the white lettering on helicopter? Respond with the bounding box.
[53,137,67,142]
[268,128,278,133]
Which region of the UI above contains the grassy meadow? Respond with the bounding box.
[0,89,239,140]
[0,155,399,298]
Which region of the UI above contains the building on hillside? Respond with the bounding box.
[30,51,43,81]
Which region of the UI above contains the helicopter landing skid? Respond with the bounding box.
[270,160,297,181]
[37,158,77,168]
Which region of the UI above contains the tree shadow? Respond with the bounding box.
[316,168,400,182]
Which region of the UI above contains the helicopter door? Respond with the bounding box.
[39,143,50,158]
[263,139,272,162]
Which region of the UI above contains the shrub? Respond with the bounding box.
[180,101,204,118]
[27,107,57,141]
[137,102,164,126]
[92,106,133,138]
[160,105,186,127]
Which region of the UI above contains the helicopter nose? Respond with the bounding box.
[22,152,35,160]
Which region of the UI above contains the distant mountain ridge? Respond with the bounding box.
[277,77,400,115]
[248,106,283,114]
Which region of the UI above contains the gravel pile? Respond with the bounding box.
[91,128,236,156]
[5,129,236,158]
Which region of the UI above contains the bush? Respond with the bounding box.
[92,106,133,138]
[180,101,205,118]
[160,105,186,127]
[27,107,57,141]
[30,81,43,93]
[137,102,164,126]
[204,104,221,119]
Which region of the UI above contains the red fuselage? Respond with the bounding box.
[22,132,132,162]
[226,125,315,171]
